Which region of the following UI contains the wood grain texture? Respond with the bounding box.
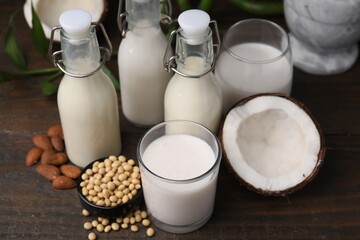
[0,0,359,239]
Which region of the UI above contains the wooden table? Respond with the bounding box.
[1,0,359,239]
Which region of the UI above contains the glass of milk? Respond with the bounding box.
[137,120,222,233]
[215,19,293,113]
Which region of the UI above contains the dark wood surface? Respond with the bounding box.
[1,0,360,239]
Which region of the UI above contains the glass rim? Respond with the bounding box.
[137,120,222,184]
[223,18,291,64]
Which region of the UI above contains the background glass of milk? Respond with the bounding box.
[137,120,221,233]
[215,19,293,113]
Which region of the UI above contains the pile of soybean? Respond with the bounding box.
[82,208,155,240]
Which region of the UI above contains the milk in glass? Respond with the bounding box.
[141,134,218,226]
[215,42,293,112]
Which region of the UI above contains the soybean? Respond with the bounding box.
[111,222,120,231]
[96,224,104,232]
[104,225,112,233]
[130,225,139,232]
[147,227,155,237]
[142,219,151,227]
[82,209,90,217]
[88,232,97,240]
[84,222,92,230]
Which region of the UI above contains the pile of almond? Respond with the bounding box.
[25,124,81,189]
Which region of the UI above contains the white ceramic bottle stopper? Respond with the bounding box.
[59,8,92,38]
[178,9,210,44]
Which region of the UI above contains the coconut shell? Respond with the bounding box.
[219,93,326,196]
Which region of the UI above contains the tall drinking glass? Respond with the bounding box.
[215,19,293,113]
[137,120,221,233]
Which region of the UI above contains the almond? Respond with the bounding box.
[47,124,64,139]
[32,134,52,150]
[36,164,61,181]
[51,136,65,152]
[60,164,81,179]
[40,149,56,165]
[47,152,68,166]
[26,147,43,167]
[52,175,76,189]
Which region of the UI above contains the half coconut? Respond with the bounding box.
[220,94,326,196]
[23,0,108,42]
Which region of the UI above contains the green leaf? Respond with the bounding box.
[4,10,27,69]
[0,67,60,81]
[31,2,48,58]
[40,71,63,96]
[176,0,192,11]
[175,0,215,12]
[102,66,120,91]
[0,71,6,81]
[198,0,216,12]
[227,0,283,15]
[111,50,118,58]
[41,80,58,96]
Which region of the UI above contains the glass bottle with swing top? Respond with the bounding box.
[48,8,121,168]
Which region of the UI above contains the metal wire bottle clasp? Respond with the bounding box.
[117,0,173,38]
[47,22,112,78]
[163,20,221,78]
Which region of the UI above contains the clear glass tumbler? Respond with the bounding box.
[137,120,222,233]
[215,19,293,113]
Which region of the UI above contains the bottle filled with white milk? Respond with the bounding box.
[163,10,222,133]
[117,0,173,127]
[49,9,121,168]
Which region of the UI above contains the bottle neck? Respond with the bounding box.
[175,27,214,75]
[126,0,160,31]
[60,26,101,76]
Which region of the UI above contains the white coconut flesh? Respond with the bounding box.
[23,0,107,41]
[222,95,323,194]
